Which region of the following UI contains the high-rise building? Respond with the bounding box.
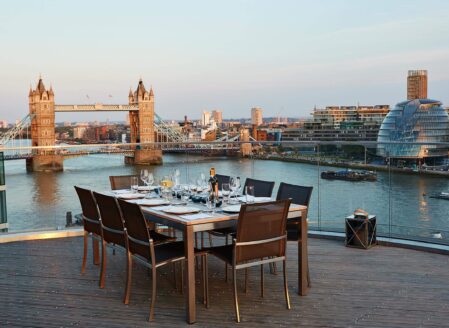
[212,110,222,124]
[407,70,427,100]
[201,111,211,126]
[251,107,263,126]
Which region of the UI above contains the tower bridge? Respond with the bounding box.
[0,77,253,171]
[26,77,162,171]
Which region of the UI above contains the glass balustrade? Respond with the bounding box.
[0,140,448,246]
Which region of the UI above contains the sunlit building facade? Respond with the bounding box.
[377,99,449,160]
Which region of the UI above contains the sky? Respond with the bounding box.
[1,0,449,123]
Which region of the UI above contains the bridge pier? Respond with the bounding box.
[26,154,64,172]
[125,149,162,165]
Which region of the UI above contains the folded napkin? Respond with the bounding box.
[116,193,143,199]
[113,189,131,194]
[180,213,213,220]
[237,196,272,203]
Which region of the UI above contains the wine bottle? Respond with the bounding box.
[209,167,218,204]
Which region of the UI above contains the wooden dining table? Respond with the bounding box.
[141,202,309,324]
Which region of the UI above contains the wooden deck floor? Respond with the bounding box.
[1,236,448,327]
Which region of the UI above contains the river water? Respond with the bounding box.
[4,153,449,242]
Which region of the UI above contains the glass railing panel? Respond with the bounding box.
[388,152,449,245]
[1,140,448,247]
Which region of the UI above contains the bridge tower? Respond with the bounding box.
[126,79,162,165]
[26,78,63,172]
[239,128,252,156]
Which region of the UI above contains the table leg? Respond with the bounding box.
[92,239,100,265]
[184,225,196,324]
[298,210,309,296]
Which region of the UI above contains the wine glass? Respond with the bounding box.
[140,169,149,186]
[161,175,174,202]
[222,182,230,204]
[147,172,154,186]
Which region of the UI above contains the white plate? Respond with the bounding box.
[117,193,145,199]
[161,206,200,215]
[222,205,241,213]
[135,199,170,206]
[137,185,159,191]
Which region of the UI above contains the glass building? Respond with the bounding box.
[377,99,449,160]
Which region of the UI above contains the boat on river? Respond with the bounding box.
[429,192,449,200]
[321,169,377,182]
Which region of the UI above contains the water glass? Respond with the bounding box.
[182,185,191,202]
[245,185,255,203]
[130,176,139,193]
[206,196,216,211]
[222,183,231,204]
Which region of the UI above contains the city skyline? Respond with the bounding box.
[1,0,449,122]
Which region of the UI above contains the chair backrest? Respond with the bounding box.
[243,178,275,197]
[109,175,139,190]
[93,192,126,247]
[117,199,152,261]
[276,182,313,207]
[235,199,291,263]
[74,186,101,235]
[216,174,231,190]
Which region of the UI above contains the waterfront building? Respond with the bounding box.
[407,70,427,100]
[282,105,389,142]
[377,99,449,162]
[251,107,263,126]
[73,123,89,139]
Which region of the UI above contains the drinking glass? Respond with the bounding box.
[245,185,255,203]
[147,173,154,186]
[140,169,149,186]
[182,184,191,203]
[130,176,139,193]
[206,196,216,212]
[222,182,230,204]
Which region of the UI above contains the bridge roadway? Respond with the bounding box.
[54,104,139,112]
[3,146,241,160]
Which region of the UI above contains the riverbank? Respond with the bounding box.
[252,154,449,178]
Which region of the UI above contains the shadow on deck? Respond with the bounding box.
[1,237,448,327]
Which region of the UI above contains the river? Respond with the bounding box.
[4,153,449,242]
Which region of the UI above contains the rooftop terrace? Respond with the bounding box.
[1,236,448,327]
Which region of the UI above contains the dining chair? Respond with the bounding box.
[207,199,292,322]
[109,174,139,190]
[276,182,313,287]
[92,192,128,289]
[216,174,231,190]
[117,199,209,321]
[74,186,102,274]
[242,178,275,197]
[210,177,276,279]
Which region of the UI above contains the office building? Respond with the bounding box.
[407,70,428,100]
[251,107,263,126]
[377,99,449,160]
[201,111,211,126]
[212,110,223,124]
